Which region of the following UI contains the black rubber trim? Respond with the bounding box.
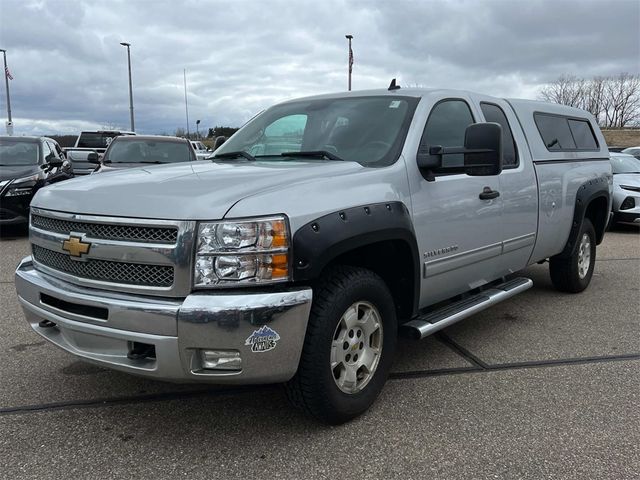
[292,202,420,312]
[613,212,640,223]
[533,157,609,165]
[557,176,610,258]
[40,293,108,320]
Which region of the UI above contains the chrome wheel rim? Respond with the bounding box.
[577,233,592,279]
[330,301,383,394]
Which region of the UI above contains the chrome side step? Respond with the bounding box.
[403,277,533,340]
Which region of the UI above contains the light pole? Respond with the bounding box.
[196,119,200,139]
[120,42,135,132]
[0,48,12,135]
[345,35,353,91]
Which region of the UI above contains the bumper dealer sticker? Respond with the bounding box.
[245,326,280,353]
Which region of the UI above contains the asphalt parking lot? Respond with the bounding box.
[0,224,638,479]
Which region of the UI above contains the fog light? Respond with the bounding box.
[199,349,242,371]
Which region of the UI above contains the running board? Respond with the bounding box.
[403,277,533,340]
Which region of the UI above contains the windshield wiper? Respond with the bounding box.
[281,150,345,161]
[213,151,256,161]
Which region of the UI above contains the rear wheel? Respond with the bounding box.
[549,218,596,293]
[286,266,397,424]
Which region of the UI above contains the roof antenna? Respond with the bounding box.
[388,78,401,91]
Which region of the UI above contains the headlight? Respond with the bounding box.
[5,186,33,197]
[4,174,40,197]
[194,216,290,287]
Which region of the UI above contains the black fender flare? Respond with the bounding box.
[558,176,610,259]
[291,202,420,313]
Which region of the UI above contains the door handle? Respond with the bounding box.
[479,187,500,200]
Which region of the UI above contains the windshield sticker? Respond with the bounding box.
[389,100,401,109]
[245,326,281,353]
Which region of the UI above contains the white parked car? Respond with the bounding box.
[610,153,640,225]
[621,146,640,160]
[190,141,210,160]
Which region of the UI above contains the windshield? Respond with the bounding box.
[77,132,122,149]
[611,155,640,174]
[105,139,193,163]
[215,96,418,167]
[0,139,39,166]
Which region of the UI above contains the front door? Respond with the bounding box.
[408,96,506,307]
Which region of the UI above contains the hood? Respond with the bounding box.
[613,173,640,187]
[0,165,41,182]
[33,159,364,220]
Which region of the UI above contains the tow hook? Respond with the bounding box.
[38,320,56,328]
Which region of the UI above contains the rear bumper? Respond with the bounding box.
[15,257,312,384]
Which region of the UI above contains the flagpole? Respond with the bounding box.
[183,69,190,138]
[0,49,12,135]
[345,35,353,91]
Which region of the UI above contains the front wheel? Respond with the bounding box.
[286,266,397,424]
[549,218,596,293]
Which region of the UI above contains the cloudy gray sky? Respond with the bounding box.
[0,0,638,136]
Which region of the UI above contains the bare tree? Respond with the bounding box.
[539,75,586,108]
[539,73,640,128]
[605,73,640,128]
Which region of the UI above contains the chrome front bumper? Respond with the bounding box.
[15,257,312,384]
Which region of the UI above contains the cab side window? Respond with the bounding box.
[480,103,518,168]
[42,141,53,162]
[47,141,61,158]
[421,100,475,168]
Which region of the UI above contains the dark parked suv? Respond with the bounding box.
[89,135,197,173]
[0,136,73,226]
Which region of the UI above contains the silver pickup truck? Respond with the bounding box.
[15,87,612,424]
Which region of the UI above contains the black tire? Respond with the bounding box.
[285,266,397,425]
[549,218,596,293]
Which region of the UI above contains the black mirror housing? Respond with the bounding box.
[87,152,100,164]
[47,158,64,167]
[416,145,442,169]
[463,122,503,176]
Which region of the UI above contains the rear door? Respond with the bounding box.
[476,97,538,271]
[409,95,505,307]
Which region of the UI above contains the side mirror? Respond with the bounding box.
[213,136,227,149]
[47,157,64,168]
[463,122,503,176]
[417,122,503,178]
[87,152,100,164]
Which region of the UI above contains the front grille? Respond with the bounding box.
[31,214,178,244]
[33,245,174,287]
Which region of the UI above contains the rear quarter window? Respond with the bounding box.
[480,102,518,167]
[568,119,598,150]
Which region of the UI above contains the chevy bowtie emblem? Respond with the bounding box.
[62,236,91,258]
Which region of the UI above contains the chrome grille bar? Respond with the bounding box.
[32,245,174,287]
[31,214,178,244]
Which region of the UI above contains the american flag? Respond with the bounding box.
[348,45,354,74]
[5,66,12,80]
